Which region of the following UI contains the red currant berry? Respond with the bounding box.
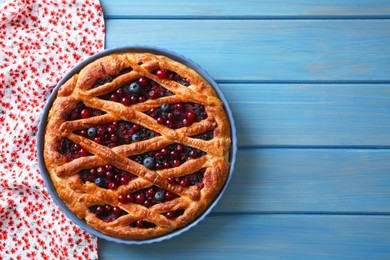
[126,193,135,203]
[136,194,145,204]
[156,69,167,79]
[80,109,90,118]
[138,77,148,87]
[118,194,127,203]
[121,96,131,106]
[166,211,176,219]
[112,206,121,215]
[147,188,155,197]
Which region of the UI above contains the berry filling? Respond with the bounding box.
[167,168,205,189]
[191,130,214,141]
[57,138,90,161]
[91,66,133,89]
[163,209,185,220]
[145,102,207,129]
[100,77,173,105]
[130,143,206,170]
[89,205,127,222]
[152,68,190,86]
[130,220,156,229]
[68,102,105,121]
[118,185,179,208]
[76,121,159,148]
[79,164,138,189]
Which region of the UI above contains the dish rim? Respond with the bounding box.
[36,45,237,245]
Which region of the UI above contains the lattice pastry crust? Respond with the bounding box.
[43,52,231,240]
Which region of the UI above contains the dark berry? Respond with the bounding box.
[94,177,104,187]
[87,127,97,137]
[160,103,170,112]
[143,157,155,169]
[131,134,140,142]
[128,82,141,94]
[154,191,164,202]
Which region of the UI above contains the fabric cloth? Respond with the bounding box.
[0,0,105,259]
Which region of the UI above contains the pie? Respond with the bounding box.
[42,51,232,240]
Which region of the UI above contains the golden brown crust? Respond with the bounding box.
[43,52,231,240]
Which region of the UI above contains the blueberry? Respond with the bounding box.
[94,177,104,187]
[154,191,165,202]
[131,134,140,142]
[87,127,97,137]
[127,82,141,94]
[160,103,170,112]
[143,157,155,169]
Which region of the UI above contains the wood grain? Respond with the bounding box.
[101,0,390,17]
[106,20,390,81]
[99,1,390,258]
[216,149,390,213]
[221,84,390,147]
[99,214,390,259]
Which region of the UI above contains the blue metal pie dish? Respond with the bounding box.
[37,46,237,245]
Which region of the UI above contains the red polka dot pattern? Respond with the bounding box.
[0,0,104,258]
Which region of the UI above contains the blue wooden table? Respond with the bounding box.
[98,1,390,259]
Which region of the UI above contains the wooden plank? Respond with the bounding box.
[101,0,390,17]
[99,214,390,259]
[221,84,390,147]
[105,20,390,81]
[216,148,390,213]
